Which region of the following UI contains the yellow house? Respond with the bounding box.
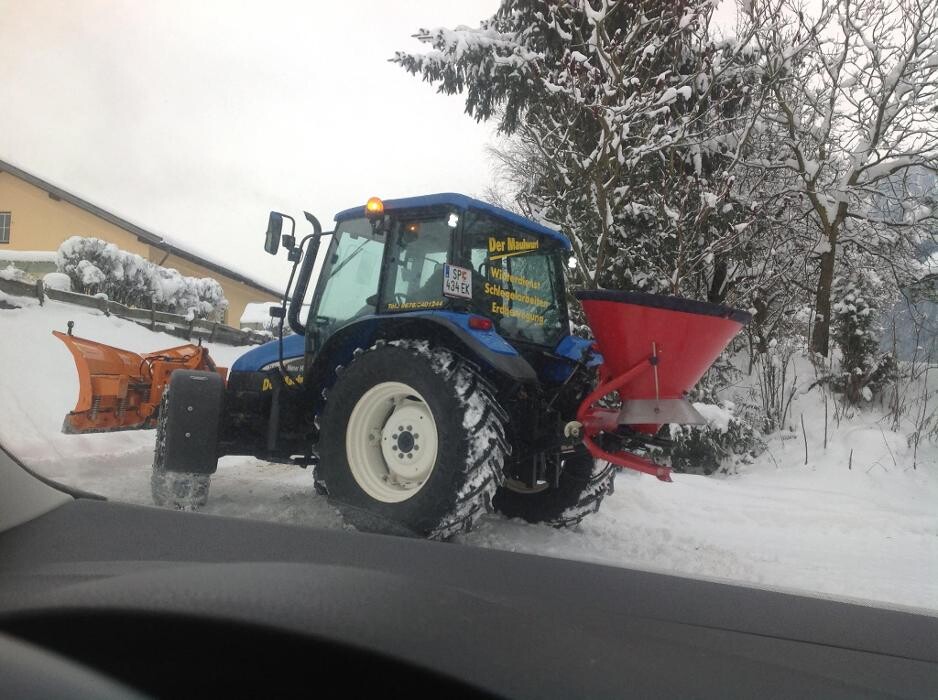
[0,158,280,326]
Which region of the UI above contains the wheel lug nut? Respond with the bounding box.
[414,445,419,451]
[398,453,404,459]
[392,434,398,439]
[406,425,412,431]
[398,426,404,431]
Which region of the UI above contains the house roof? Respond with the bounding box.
[0,158,282,297]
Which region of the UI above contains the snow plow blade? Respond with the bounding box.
[575,291,751,482]
[53,331,226,433]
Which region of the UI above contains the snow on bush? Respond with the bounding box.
[42,272,72,291]
[658,354,762,475]
[239,301,293,335]
[666,401,759,476]
[76,259,106,287]
[0,263,32,283]
[56,236,228,321]
[830,268,897,405]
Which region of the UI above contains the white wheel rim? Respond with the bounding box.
[345,381,439,503]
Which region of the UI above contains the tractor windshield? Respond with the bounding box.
[310,216,384,342]
[462,211,568,348]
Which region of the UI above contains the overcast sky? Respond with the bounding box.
[0,0,502,289]
[2,1,741,292]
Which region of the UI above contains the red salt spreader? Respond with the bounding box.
[573,290,751,482]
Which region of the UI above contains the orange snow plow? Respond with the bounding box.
[54,331,226,433]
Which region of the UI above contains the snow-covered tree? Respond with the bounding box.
[394,0,763,301]
[741,0,938,356]
[831,263,897,404]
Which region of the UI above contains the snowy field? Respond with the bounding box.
[1,291,936,614]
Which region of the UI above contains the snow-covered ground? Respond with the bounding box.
[1,291,936,613]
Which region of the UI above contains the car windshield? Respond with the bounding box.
[2,0,937,625]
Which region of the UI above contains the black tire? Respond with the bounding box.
[315,341,509,540]
[150,388,211,510]
[492,452,614,527]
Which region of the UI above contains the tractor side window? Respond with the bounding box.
[382,216,453,312]
[314,218,384,334]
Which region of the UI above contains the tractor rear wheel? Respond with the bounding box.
[316,342,508,539]
[150,388,211,510]
[492,452,614,527]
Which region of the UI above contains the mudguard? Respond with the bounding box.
[162,370,225,475]
[308,312,538,387]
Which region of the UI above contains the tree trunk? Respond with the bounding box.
[593,184,611,289]
[811,246,836,356]
[708,258,728,304]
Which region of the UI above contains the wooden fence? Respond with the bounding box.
[0,277,269,346]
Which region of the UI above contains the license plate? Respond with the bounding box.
[442,263,472,299]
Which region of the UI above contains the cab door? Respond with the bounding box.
[307,217,385,348]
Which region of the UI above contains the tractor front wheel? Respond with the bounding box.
[316,342,508,539]
[492,452,614,527]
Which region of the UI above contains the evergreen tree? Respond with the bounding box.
[394,0,761,299]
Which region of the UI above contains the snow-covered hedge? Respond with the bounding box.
[0,263,33,283]
[667,403,759,476]
[42,272,72,292]
[56,237,228,321]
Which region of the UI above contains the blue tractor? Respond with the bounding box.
[202,193,610,538]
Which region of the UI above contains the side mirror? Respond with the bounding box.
[265,212,284,255]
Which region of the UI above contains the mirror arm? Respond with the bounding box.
[270,210,325,394]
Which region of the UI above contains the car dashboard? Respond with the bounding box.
[1,448,937,698]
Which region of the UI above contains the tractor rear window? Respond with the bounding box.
[462,212,568,347]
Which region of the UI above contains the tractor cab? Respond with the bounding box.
[263,193,574,370]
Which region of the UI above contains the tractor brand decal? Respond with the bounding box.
[488,236,539,261]
[261,374,304,391]
[442,263,472,299]
[385,299,445,311]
